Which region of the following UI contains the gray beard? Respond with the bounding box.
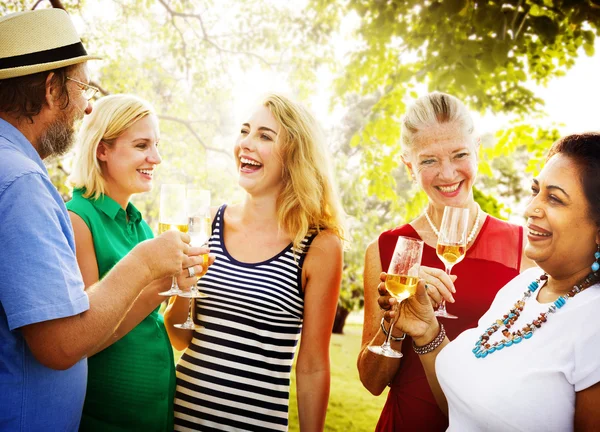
[38,115,77,159]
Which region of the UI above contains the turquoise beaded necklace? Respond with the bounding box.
[472,271,598,359]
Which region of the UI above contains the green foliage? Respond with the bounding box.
[316,0,600,114]
[310,0,597,207]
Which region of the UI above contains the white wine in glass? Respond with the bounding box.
[385,274,419,302]
[158,184,188,297]
[368,236,424,358]
[434,206,469,319]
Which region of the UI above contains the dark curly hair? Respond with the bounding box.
[0,64,78,123]
[547,133,600,227]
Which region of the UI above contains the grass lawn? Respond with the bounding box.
[174,320,387,431]
[288,323,387,431]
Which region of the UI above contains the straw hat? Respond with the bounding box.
[0,8,100,80]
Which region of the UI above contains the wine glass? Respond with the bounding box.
[368,236,424,358]
[158,184,188,297]
[174,189,211,330]
[434,206,469,319]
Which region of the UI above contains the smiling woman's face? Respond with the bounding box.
[524,153,599,278]
[404,122,478,209]
[233,105,283,197]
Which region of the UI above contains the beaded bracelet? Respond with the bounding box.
[380,317,406,342]
[412,324,446,355]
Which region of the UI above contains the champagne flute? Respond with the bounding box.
[368,236,424,358]
[174,189,211,330]
[158,184,188,297]
[434,206,469,319]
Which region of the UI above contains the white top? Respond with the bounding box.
[437,267,600,432]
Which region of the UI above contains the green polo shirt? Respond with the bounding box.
[66,189,175,432]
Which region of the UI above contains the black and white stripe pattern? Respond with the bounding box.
[174,205,315,431]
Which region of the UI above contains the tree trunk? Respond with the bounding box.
[332,304,350,334]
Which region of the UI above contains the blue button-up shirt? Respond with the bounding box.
[0,118,89,431]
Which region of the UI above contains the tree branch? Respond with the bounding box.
[514,10,530,40]
[510,0,524,37]
[156,0,275,67]
[157,115,232,158]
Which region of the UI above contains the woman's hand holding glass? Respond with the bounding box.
[368,236,424,358]
[377,267,456,317]
[419,266,457,308]
[175,245,212,290]
[378,273,439,344]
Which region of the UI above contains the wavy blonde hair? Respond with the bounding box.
[263,94,345,250]
[68,94,157,199]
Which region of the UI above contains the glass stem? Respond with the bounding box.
[186,298,194,322]
[438,266,453,311]
[383,301,400,348]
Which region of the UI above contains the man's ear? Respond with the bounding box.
[44,72,58,109]
[96,141,108,162]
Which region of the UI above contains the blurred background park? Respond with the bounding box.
[3,0,600,429]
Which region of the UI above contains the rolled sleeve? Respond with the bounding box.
[0,172,89,330]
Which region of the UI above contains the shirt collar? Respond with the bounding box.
[0,118,48,174]
[73,188,142,223]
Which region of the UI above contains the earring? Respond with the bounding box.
[592,244,600,272]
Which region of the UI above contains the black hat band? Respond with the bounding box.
[0,42,88,70]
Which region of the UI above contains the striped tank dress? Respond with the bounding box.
[174,204,316,431]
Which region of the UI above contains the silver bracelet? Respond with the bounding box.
[380,317,406,342]
[412,324,446,355]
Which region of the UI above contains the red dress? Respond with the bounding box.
[375,216,523,432]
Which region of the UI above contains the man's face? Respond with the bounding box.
[38,63,91,158]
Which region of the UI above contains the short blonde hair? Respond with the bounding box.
[263,94,345,250]
[69,94,156,199]
[401,91,475,155]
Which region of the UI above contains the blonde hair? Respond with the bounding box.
[69,94,156,199]
[401,91,475,155]
[263,94,345,250]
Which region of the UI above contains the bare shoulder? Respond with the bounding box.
[365,238,380,263]
[308,229,343,255]
[68,211,91,236]
[303,230,343,281]
[222,203,242,224]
